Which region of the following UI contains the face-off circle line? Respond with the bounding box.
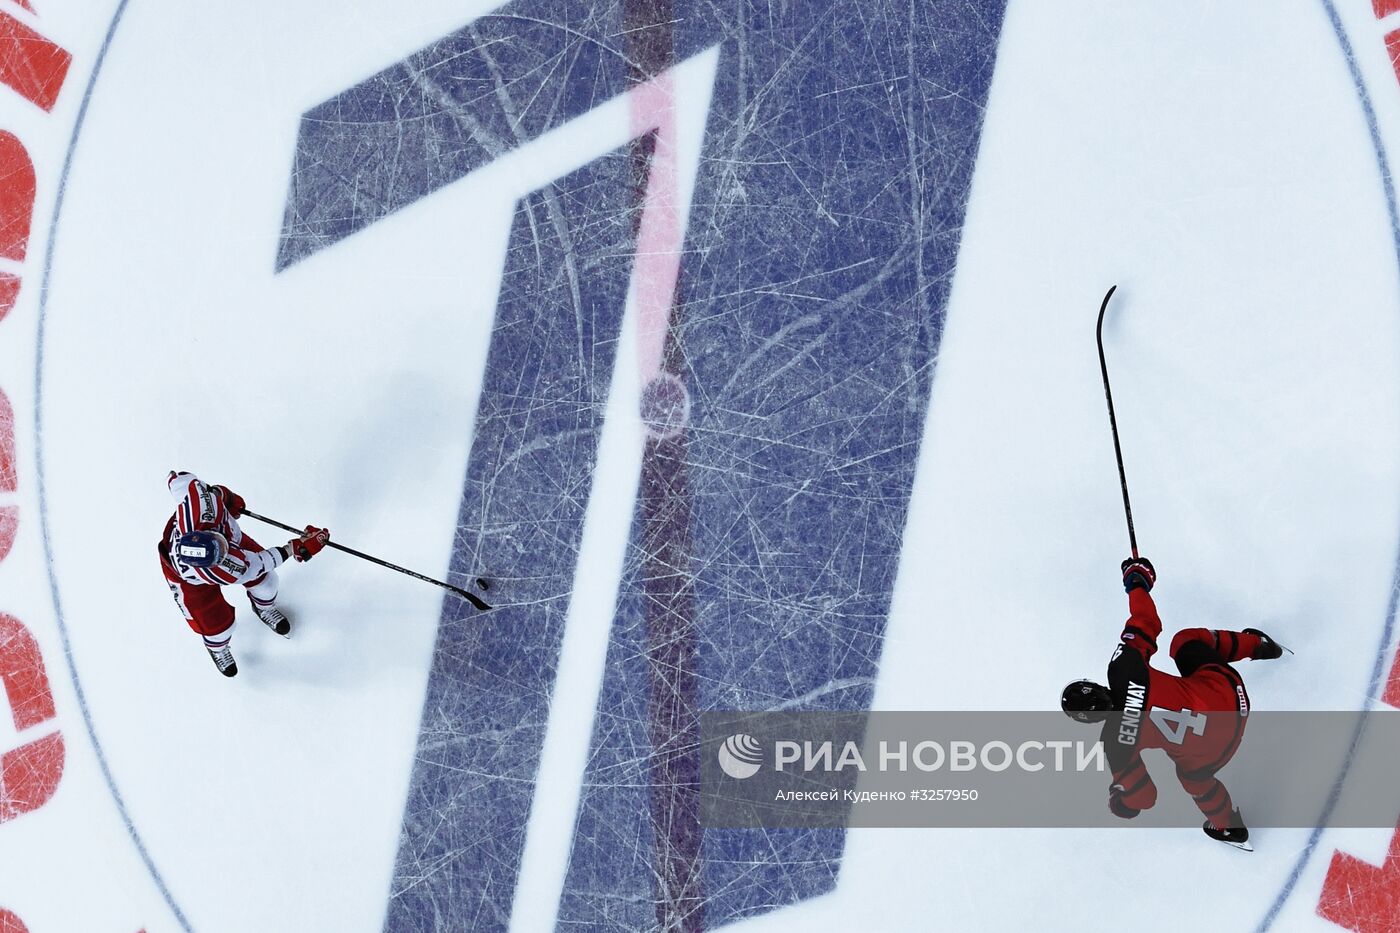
[30,1,193,930]
[27,3,1400,932]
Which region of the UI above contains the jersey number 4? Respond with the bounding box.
[1150,708,1208,744]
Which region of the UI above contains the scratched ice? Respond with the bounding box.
[1317,832,1400,933]
[280,0,1006,929]
[0,382,14,563]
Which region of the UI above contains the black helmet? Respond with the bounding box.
[1061,679,1113,723]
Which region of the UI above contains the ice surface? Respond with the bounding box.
[8,0,1400,931]
[274,1,1003,930]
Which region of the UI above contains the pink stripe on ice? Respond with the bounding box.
[630,72,681,380]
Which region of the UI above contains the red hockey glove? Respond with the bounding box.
[290,526,330,562]
[1121,557,1155,593]
[212,484,246,518]
[1108,784,1141,820]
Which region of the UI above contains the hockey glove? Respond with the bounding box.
[290,526,330,562]
[1108,784,1141,820]
[1121,557,1156,593]
[212,484,246,518]
[1242,628,1285,661]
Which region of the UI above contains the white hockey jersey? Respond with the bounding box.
[164,472,286,587]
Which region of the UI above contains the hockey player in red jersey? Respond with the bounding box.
[1061,558,1286,849]
[158,471,330,677]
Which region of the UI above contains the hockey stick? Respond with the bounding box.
[1095,285,1139,559]
[242,509,493,612]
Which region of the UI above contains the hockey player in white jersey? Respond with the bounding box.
[158,471,329,677]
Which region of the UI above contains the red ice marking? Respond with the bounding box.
[0,909,28,933]
[1382,650,1400,709]
[0,507,15,565]
[1376,0,1400,19]
[0,386,15,492]
[1385,29,1400,87]
[0,131,34,262]
[1318,820,1400,932]
[0,615,63,825]
[1317,654,1400,929]
[0,273,18,322]
[0,614,55,730]
[0,10,69,112]
[0,730,63,823]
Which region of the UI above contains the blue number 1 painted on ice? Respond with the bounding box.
[277,1,1008,929]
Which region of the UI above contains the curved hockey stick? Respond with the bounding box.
[1096,284,1139,559]
[242,509,492,612]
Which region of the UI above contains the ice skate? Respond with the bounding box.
[1243,628,1289,660]
[249,594,291,637]
[207,643,238,678]
[1204,809,1252,852]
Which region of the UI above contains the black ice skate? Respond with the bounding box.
[1204,808,1252,852]
[207,644,238,678]
[1243,628,1290,660]
[249,595,291,637]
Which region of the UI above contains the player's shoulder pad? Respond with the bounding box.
[168,470,197,498]
[1107,640,1151,711]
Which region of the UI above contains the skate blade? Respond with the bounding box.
[1216,838,1253,852]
